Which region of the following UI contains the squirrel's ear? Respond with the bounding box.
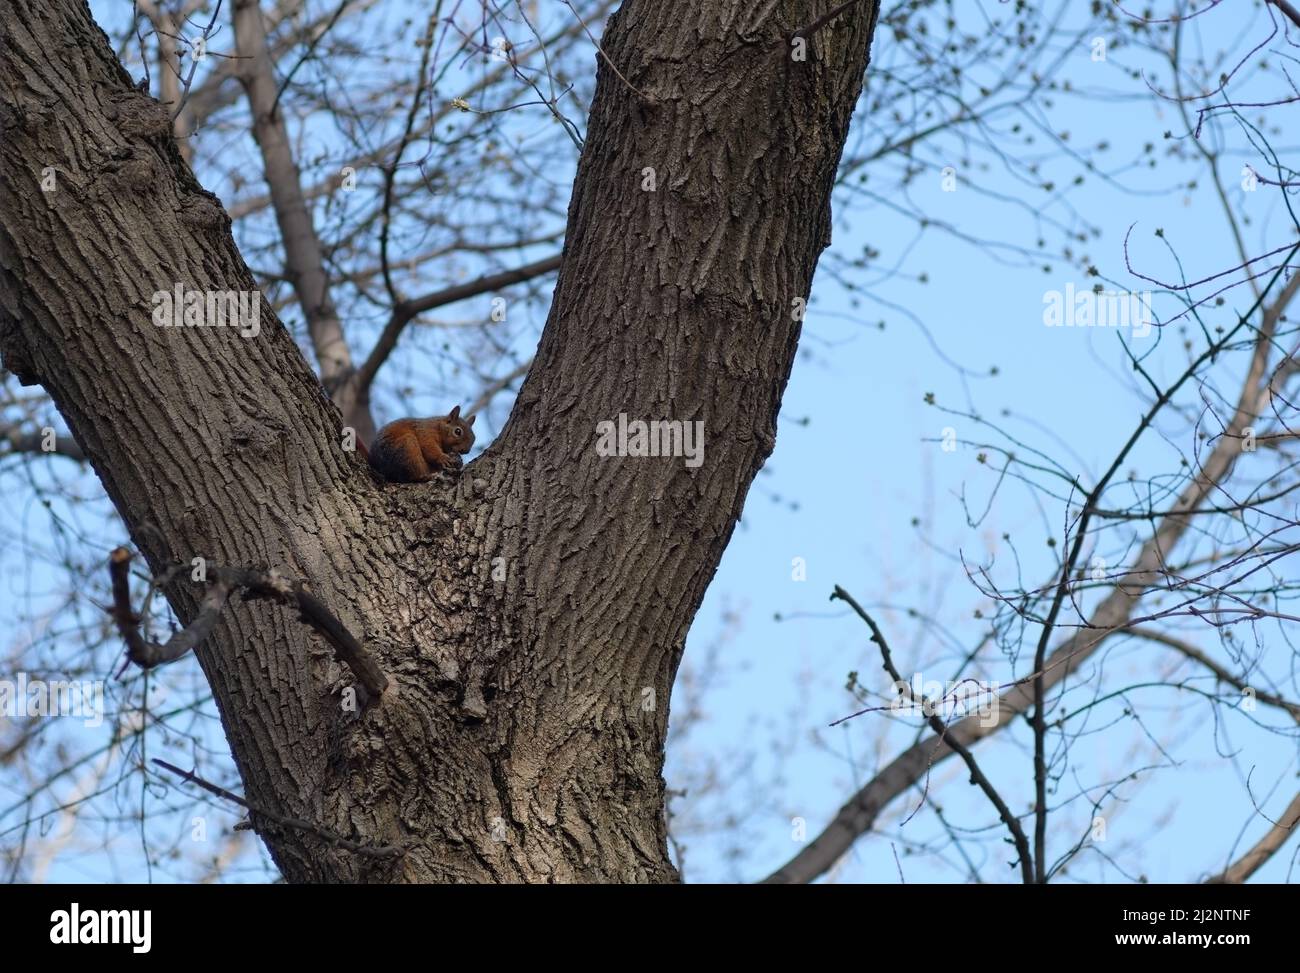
[466,413,476,426]
[449,405,461,419]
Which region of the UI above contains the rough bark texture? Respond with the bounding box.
[0,0,880,882]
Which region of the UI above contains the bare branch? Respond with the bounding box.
[152,759,405,858]
[1205,791,1300,883]
[0,423,85,461]
[1129,627,1300,723]
[465,359,533,417]
[232,0,352,393]
[348,253,561,405]
[108,547,389,699]
[829,585,1036,884]
[763,259,1300,884]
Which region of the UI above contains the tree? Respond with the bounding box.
[6,0,1297,887]
[0,0,883,881]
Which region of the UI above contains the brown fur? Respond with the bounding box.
[366,406,476,483]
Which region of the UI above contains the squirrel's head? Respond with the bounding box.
[443,405,477,454]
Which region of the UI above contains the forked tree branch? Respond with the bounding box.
[348,253,562,406]
[108,547,389,699]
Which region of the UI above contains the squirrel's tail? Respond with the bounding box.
[365,434,406,481]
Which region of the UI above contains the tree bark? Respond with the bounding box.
[0,0,880,882]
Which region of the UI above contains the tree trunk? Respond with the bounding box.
[0,0,880,881]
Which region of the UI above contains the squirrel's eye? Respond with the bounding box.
[454,426,464,437]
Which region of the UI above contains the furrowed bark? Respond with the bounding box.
[0,0,881,882]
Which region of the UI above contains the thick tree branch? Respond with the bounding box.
[109,547,389,699]
[347,253,562,411]
[232,0,353,395]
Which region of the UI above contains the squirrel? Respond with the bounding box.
[359,406,476,483]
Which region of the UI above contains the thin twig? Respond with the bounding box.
[152,759,404,858]
[831,584,1035,884]
[1205,790,1300,883]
